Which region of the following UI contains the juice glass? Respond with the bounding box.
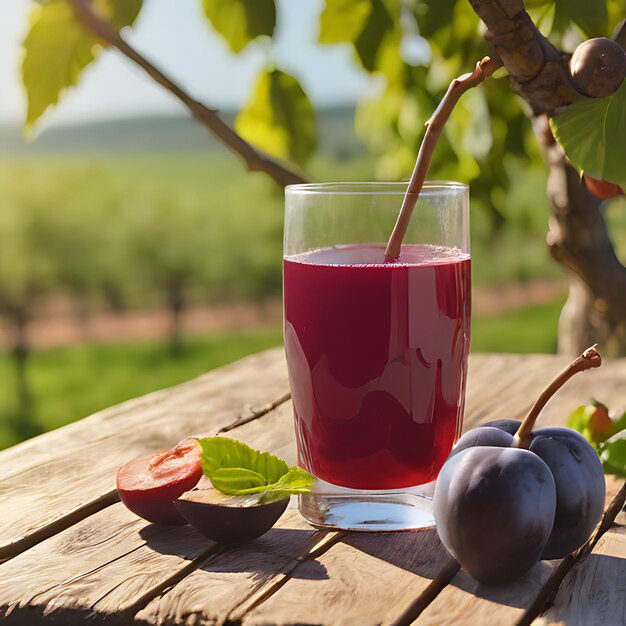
[283,182,470,531]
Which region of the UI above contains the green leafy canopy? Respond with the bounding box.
[235,69,316,166]
[202,0,276,54]
[198,437,314,499]
[22,0,143,132]
[550,80,626,188]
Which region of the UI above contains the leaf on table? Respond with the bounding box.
[550,80,626,188]
[198,437,314,498]
[235,69,316,165]
[202,0,276,53]
[22,0,143,132]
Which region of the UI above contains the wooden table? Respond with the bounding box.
[0,348,624,625]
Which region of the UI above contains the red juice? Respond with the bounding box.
[283,243,471,490]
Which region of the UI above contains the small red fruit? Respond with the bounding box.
[590,403,615,443]
[117,437,203,525]
[583,174,624,200]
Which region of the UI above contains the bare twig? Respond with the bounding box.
[514,345,602,447]
[384,56,503,262]
[66,0,307,188]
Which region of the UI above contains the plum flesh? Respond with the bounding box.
[434,446,556,584]
[117,438,203,525]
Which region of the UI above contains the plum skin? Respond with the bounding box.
[443,422,605,561]
[528,428,605,559]
[175,491,289,544]
[434,446,556,585]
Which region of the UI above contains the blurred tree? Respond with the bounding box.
[17,0,626,354]
[123,187,215,355]
[0,184,59,435]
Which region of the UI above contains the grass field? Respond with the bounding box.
[0,296,565,450]
[4,149,619,451]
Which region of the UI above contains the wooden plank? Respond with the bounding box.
[532,493,626,626]
[540,525,626,626]
[237,357,626,626]
[0,348,290,561]
[1,353,624,625]
[134,509,336,626]
[412,358,626,626]
[0,402,319,625]
[241,527,451,626]
[128,354,558,625]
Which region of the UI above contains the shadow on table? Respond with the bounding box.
[139,524,329,580]
[342,528,559,611]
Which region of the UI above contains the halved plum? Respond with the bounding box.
[117,438,203,525]
[175,489,289,544]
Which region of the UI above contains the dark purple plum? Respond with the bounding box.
[175,489,289,544]
[434,347,605,584]
[529,428,605,559]
[448,426,513,459]
[434,446,556,584]
[482,419,522,435]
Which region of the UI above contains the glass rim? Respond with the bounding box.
[285,181,468,196]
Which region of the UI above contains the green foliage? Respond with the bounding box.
[568,401,626,476]
[93,0,143,30]
[554,0,608,38]
[0,329,285,451]
[599,431,626,477]
[235,69,316,165]
[22,0,143,131]
[319,0,372,44]
[202,0,275,53]
[22,0,97,131]
[199,437,314,497]
[550,81,626,187]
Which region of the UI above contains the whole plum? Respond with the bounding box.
[434,347,605,583]
[434,447,556,584]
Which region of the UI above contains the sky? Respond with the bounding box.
[0,0,372,127]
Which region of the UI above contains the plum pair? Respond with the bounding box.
[434,347,605,584]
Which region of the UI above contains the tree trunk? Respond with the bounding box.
[468,0,626,355]
[167,282,185,356]
[534,120,626,356]
[11,309,39,440]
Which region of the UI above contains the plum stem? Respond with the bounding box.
[384,56,503,262]
[514,345,602,448]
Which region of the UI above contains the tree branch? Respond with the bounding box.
[385,56,503,261]
[66,0,308,188]
[468,0,581,114]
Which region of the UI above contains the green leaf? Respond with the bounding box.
[22,0,97,131]
[319,0,372,44]
[550,80,626,188]
[202,0,275,53]
[354,0,394,72]
[235,69,316,165]
[554,0,608,37]
[22,0,143,132]
[198,437,314,497]
[598,430,626,477]
[414,0,457,39]
[568,403,602,445]
[93,0,143,30]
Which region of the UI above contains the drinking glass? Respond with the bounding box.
[283,182,470,531]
